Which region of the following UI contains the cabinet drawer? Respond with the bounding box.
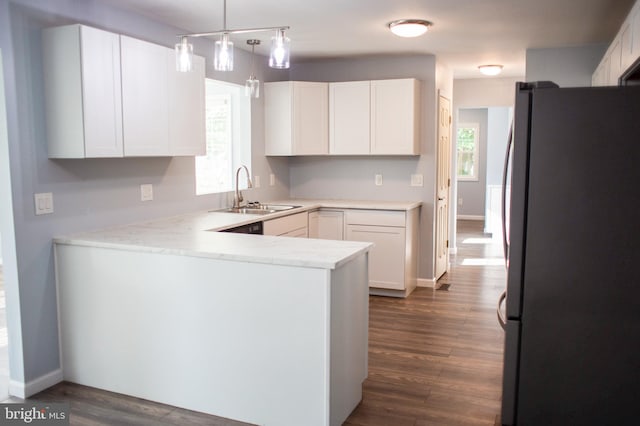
[345,210,405,227]
[264,212,308,236]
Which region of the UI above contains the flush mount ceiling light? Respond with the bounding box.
[388,19,433,38]
[175,0,290,72]
[478,64,504,76]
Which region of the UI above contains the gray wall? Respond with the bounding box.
[456,108,487,217]
[288,55,439,282]
[486,107,512,187]
[526,45,607,87]
[0,0,290,387]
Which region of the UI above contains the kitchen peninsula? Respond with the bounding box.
[53,205,372,426]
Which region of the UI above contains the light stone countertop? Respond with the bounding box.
[54,199,421,270]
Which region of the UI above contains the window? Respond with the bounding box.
[195,79,251,195]
[456,123,479,181]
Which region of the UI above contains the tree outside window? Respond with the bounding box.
[457,123,479,181]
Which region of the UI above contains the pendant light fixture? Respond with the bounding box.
[245,39,260,98]
[175,0,290,73]
[175,36,194,72]
[269,28,290,69]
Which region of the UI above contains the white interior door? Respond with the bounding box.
[435,94,452,279]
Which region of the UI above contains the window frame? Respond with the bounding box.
[195,79,251,196]
[456,122,480,182]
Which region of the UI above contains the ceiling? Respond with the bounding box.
[100,0,635,78]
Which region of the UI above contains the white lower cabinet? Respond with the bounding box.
[264,212,308,237]
[308,210,345,240]
[345,209,419,296]
[346,224,406,291]
[274,207,419,296]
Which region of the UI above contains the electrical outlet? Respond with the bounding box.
[410,174,424,187]
[141,184,153,202]
[34,192,54,215]
[375,174,383,186]
[254,175,261,188]
[269,174,275,186]
[458,198,463,206]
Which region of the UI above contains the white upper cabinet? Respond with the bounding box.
[42,24,205,158]
[267,78,420,156]
[594,1,640,85]
[370,79,420,155]
[607,38,622,86]
[329,81,371,155]
[265,81,329,156]
[121,36,170,156]
[633,7,640,60]
[43,25,124,158]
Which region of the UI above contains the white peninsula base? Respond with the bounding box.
[55,243,369,426]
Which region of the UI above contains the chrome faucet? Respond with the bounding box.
[233,165,253,208]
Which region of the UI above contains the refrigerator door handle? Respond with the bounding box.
[497,289,507,330]
[501,123,514,265]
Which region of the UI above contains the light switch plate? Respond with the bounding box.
[140,184,153,202]
[410,174,424,187]
[254,175,261,188]
[269,174,275,186]
[34,192,54,215]
[375,174,383,186]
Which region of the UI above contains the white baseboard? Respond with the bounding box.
[457,215,485,221]
[417,278,436,289]
[10,368,63,398]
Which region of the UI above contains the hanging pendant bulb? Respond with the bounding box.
[175,36,193,72]
[245,39,260,98]
[214,33,234,71]
[269,28,290,69]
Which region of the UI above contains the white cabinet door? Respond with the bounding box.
[167,54,205,156]
[264,212,308,236]
[42,25,123,158]
[370,79,420,155]
[620,23,634,73]
[633,8,640,60]
[121,36,170,156]
[608,39,622,86]
[293,82,328,155]
[346,224,406,290]
[329,81,370,155]
[265,82,328,156]
[310,210,344,240]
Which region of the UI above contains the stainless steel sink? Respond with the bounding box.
[213,204,301,215]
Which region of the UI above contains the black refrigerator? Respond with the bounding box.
[499,82,640,425]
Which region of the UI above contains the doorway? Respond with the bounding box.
[455,107,512,242]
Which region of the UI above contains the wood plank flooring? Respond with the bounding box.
[344,220,505,426]
[7,220,505,425]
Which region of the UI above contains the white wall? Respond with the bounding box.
[0,0,291,391]
[526,45,607,87]
[287,55,442,282]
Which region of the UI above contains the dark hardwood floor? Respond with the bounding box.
[344,220,505,426]
[8,220,506,425]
